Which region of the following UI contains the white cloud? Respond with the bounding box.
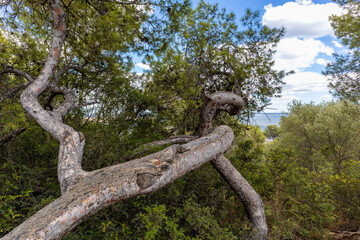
[283,71,329,94]
[315,58,330,66]
[135,63,151,70]
[273,95,301,102]
[273,37,333,71]
[263,0,343,38]
[261,1,344,112]
[332,40,343,48]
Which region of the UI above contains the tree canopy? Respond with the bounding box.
[264,124,279,140]
[325,0,360,101]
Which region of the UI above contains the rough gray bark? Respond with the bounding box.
[198,92,268,240]
[17,0,86,194]
[126,91,269,239]
[2,125,234,240]
[198,91,244,136]
[330,229,360,240]
[1,1,267,239]
[212,155,268,239]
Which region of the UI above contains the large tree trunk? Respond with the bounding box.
[2,126,234,240]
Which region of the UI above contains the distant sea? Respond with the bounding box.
[251,113,286,131]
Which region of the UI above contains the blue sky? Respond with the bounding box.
[135,0,347,113]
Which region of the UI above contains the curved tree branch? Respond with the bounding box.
[0,68,35,83]
[0,128,26,146]
[0,68,35,102]
[48,84,77,121]
[53,64,83,85]
[198,91,268,240]
[212,154,267,239]
[3,125,234,240]
[103,0,150,5]
[198,91,244,136]
[2,2,267,240]
[19,0,85,194]
[20,0,68,141]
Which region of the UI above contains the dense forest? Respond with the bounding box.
[0,0,359,239]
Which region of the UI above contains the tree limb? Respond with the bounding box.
[198,91,268,240]
[212,154,268,239]
[2,2,267,240]
[0,128,26,146]
[102,0,150,5]
[330,229,360,240]
[53,64,83,85]
[198,91,245,136]
[0,68,35,83]
[0,68,35,102]
[19,0,85,194]
[2,125,234,240]
[48,84,77,121]
[122,135,198,161]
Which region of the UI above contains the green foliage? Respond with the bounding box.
[264,124,279,140]
[0,127,59,235]
[264,148,335,239]
[0,189,33,234]
[325,0,360,101]
[0,100,28,134]
[147,2,287,134]
[135,200,238,240]
[279,101,360,173]
[3,102,360,239]
[328,172,360,230]
[228,138,335,239]
[330,0,360,49]
[273,101,360,234]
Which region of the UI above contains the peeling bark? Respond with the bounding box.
[17,0,85,194]
[20,0,67,140]
[331,229,360,240]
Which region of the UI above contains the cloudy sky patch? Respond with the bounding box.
[273,37,333,72]
[332,40,343,48]
[282,71,329,94]
[263,0,343,38]
[260,0,346,112]
[135,63,151,70]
